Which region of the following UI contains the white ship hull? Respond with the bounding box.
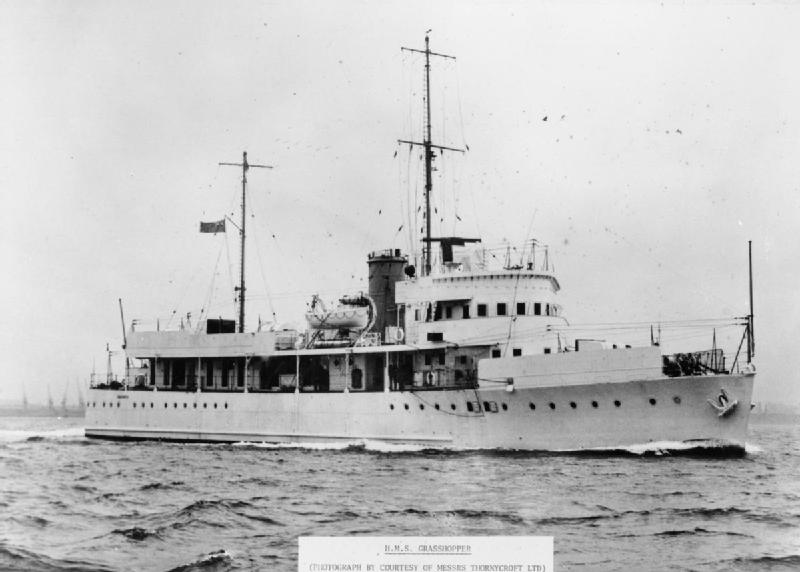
[85,372,754,452]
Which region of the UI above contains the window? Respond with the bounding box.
[491,349,501,358]
[450,404,456,411]
[549,402,556,410]
[497,303,507,316]
[544,348,551,354]
[445,306,452,319]
[438,353,445,365]
[591,401,598,408]
[415,309,421,321]
[501,403,508,411]
[466,402,474,412]
[459,355,468,365]
[546,304,551,316]
[516,302,525,315]
[512,348,522,357]
[649,398,657,406]
[614,400,621,407]
[570,401,577,409]
[424,354,432,366]
[477,304,487,317]
[462,305,470,319]
[529,402,536,410]
[534,303,541,316]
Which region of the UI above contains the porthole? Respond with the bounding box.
[117,402,120,408]
[419,404,424,410]
[435,403,440,410]
[673,396,681,404]
[183,403,187,408]
[529,402,536,410]
[483,401,491,411]
[570,401,577,409]
[193,403,197,409]
[404,404,409,410]
[224,403,228,409]
[173,403,178,408]
[549,402,556,410]
[649,398,657,406]
[102,402,106,407]
[133,403,136,408]
[501,403,508,411]
[164,403,168,408]
[591,401,598,408]
[150,403,153,408]
[450,404,456,411]
[203,403,207,409]
[141,403,145,408]
[614,400,621,407]
[390,404,395,410]
[214,403,218,409]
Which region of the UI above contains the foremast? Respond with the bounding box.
[399,33,465,276]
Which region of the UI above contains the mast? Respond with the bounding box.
[748,240,755,362]
[219,151,273,332]
[400,33,464,276]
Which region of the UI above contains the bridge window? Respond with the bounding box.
[491,349,501,358]
[516,302,525,315]
[497,303,507,316]
[477,304,487,317]
[534,303,541,316]
[512,348,522,357]
[544,348,551,354]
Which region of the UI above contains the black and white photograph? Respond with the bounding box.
[1,1,798,570]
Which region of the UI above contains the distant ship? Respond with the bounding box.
[85,35,755,452]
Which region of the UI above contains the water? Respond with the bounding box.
[1,417,798,571]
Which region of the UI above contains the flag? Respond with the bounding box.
[199,219,226,234]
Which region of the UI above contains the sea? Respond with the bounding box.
[0,416,798,572]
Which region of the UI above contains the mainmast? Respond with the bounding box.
[219,151,273,333]
[400,33,464,276]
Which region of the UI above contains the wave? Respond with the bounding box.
[564,439,748,457]
[722,554,800,570]
[0,543,116,571]
[228,437,753,457]
[232,439,432,453]
[112,526,162,541]
[0,427,85,443]
[165,549,232,572]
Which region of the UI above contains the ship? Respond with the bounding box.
[85,35,756,452]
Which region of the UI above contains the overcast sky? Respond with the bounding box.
[1,0,798,405]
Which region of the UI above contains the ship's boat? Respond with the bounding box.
[305,295,373,330]
[84,34,756,453]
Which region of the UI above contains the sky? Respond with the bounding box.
[1,0,798,406]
